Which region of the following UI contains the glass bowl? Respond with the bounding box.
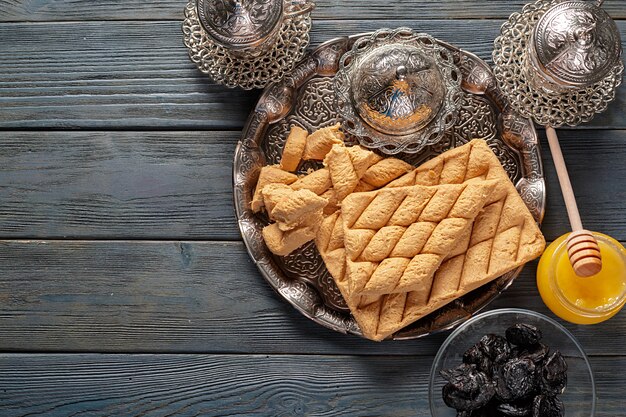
[429,308,595,417]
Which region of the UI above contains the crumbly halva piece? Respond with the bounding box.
[345,145,384,177]
[260,183,294,215]
[290,169,332,195]
[323,144,382,201]
[262,216,322,257]
[251,165,298,213]
[265,186,327,232]
[280,125,308,172]
[259,184,327,255]
[360,157,414,188]
[302,123,345,160]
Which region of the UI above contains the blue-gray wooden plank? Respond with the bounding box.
[0,131,237,240]
[0,20,624,129]
[1,0,625,21]
[0,354,622,417]
[0,129,624,241]
[0,239,624,355]
[0,0,624,414]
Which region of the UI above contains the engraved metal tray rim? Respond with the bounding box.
[233,32,546,340]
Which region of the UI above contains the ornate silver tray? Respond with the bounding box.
[233,34,546,340]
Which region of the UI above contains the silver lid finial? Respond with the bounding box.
[396,65,407,80]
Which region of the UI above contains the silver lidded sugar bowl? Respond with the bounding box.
[525,0,622,93]
[183,0,315,90]
[334,28,463,155]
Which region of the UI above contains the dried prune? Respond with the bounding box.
[441,364,495,411]
[491,363,512,402]
[441,323,567,416]
[532,395,564,417]
[463,344,483,365]
[471,379,496,410]
[540,351,568,395]
[506,323,542,347]
[463,343,493,376]
[443,380,495,411]
[480,334,511,364]
[456,409,481,417]
[502,358,537,400]
[441,363,481,394]
[497,402,532,417]
[443,384,472,411]
[515,343,549,365]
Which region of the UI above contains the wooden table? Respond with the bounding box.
[0,1,624,415]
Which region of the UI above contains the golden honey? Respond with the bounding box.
[537,232,626,324]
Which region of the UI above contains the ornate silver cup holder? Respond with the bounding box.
[493,0,623,127]
[182,0,314,90]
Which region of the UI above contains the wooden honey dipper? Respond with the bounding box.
[546,127,602,277]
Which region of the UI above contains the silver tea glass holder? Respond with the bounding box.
[183,0,315,90]
[493,0,623,128]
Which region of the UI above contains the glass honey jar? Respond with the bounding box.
[537,232,626,324]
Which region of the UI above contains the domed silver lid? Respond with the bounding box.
[334,28,462,155]
[197,0,283,50]
[530,0,622,87]
[351,43,446,136]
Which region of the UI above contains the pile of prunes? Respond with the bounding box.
[440,323,567,417]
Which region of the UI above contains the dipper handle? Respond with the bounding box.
[546,126,602,277]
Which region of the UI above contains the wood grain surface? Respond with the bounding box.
[0,239,624,355]
[1,129,624,241]
[0,20,624,129]
[0,0,624,21]
[1,0,625,415]
[0,131,238,240]
[0,354,621,417]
